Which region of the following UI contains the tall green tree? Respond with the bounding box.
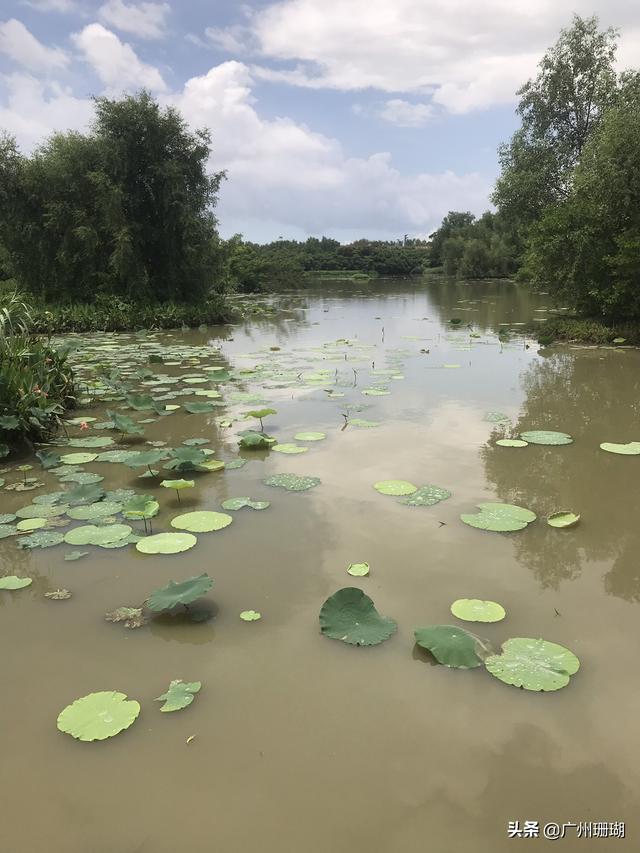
[493,15,618,228]
[0,91,224,304]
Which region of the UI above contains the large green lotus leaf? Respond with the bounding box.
[519,430,573,445]
[461,502,536,532]
[122,496,159,520]
[600,441,640,455]
[0,576,33,590]
[60,452,98,465]
[400,485,451,507]
[66,484,106,506]
[221,497,270,511]
[18,531,65,549]
[414,625,491,668]
[272,443,308,454]
[155,679,201,712]
[64,524,132,546]
[450,599,506,623]
[319,587,397,646]
[57,691,140,741]
[547,511,580,529]
[16,503,68,519]
[136,532,197,554]
[374,480,417,496]
[170,511,232,533]
[65,436,115,448]
[67,501,123,521]
[485,638,580,691]
[496,439,529,448]
[263,473,321,491]
[147,573,213,611]
[294,432,326,441]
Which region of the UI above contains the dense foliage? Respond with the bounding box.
[0,92,225,306]
[427,211,520,278]
[0,292,75,451]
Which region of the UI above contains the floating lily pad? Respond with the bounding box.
[272,443,308,454]
[64,524,132,547]
[170,511,232,533]
[519,430,573,446]
[485,638,580,691]
[18,531,65,549]
[136,532,197,554]
[496,439,529,448]
[147,573,213,611]
[0,576,32,590]
[57,691,140,741]
[155,680,202,712]
[400,485,451,506]
[319,587,397,646]
[599,441,640,455]
[263,473,321,491]
[221,497,270,511]
[547,511,580,529]
[450,599,506,623]
[414,625,491,668]
[461,502,536,532]
[374,480,417,496]
[59,452,98,465]
[294,432,326,441]
[240,610,261,621]
[347,562,370,577]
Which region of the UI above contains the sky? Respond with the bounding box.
[1,1,639,243]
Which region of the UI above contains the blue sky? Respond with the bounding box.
[1,1,639,242]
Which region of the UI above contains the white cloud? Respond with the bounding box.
[98,1,170,40]
[0,18,69,71]
[72,23,166,91]
[167,62,490,239]
[0,72,92,150]
[376,99,434,127]
[216,0,640,113]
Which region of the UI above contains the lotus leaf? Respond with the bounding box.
[319,587,396,646]
[240,610,261,621]
[18,531,65,549]
[519,430,573,445]
[263,473,321,491]
[67,501,123,521]
[221,497,270,511]
[155,680,202,712]
[374,480,417,496]
[64,524,132,547]
[414,625,490,668]
[496,439,529,448]
[400,485,451,506]
[347,562,370,577]
[57,691,140,741]
[60,452,98,465]
[485,637,580,691]
[147,573,213,611]
[450,599,506,623]
[294,432,326,441]
[0,576,32,590]
[600,441,640,455]
[136,532,197,554]
[461,502,536,532]
[170,511,232,533]
[547,511,580,529]
[272,443,308,454]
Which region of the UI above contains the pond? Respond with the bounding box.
[2,277,639,852]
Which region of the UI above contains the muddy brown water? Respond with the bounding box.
[2,278,639,853]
